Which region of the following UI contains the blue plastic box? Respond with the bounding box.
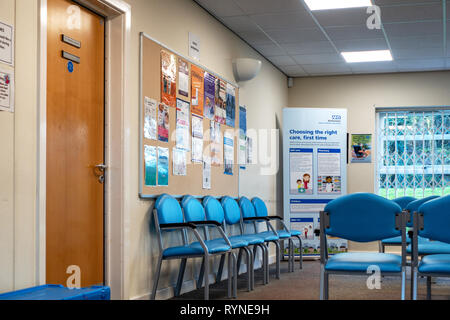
[0,285,111,300]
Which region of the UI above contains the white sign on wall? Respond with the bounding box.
[0,67,14,112]
[0,21,14,66]
[188,32,200,61]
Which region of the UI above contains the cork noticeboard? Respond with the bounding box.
[139,32,239,199]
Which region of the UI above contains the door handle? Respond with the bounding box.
[95,164,107,172]
[94,164,107,184]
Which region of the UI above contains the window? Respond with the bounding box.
[376,109,450,200]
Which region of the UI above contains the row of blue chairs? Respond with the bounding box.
[151,194,303,300]
[317,193,450,300]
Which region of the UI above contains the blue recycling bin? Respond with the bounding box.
[0,285,111,300]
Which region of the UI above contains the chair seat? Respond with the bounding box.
[232,234,265,245]
[290,229,302,237]
[226,236,250,249]
[325,252,402,273]
[164,239,231,257]
[419,254,450,274]
[382,236,411,245]
[256,231,279,242]
[407,241,450,255]
[276,230,291,239]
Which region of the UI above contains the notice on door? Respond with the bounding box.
[0,21,14,66]
[0,67,14,112]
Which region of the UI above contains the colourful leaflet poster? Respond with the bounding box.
[215,78,226,124]
[144,145,157,186]
[225,83,236,127]
[161,50,177,107]
[157,147,169,186]
[158,103,169,142]
[190,64,204,117]
[204,72,215,120]
[178,58,189,98]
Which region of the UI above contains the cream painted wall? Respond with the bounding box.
[288,71,450,252]
[0,0,38,294]
[125,0,287,300]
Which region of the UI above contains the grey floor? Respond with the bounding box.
[171,259,450,300]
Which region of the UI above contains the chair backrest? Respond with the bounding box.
[221,196,242,225]
[239,197,257,221]
[392,196,416,210]
[203,196,225,224]
[155,194,184,225]
[405,195,440,227]
[181,195,206,222]
[418,195,450,244]
[324,193,402,242]
[251,197,268,217]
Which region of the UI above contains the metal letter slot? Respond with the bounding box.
[61,34,81,49]
[62,51,81,64]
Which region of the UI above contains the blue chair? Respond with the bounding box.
[319,193,406,300]
[381,196,439,253]
[380,196,416,252]
[204,196,266,291]
[239,196,282,282]
[151,194,233,300]
[252,197,303,271]
[412,195,450,300]
[180,195,238,298]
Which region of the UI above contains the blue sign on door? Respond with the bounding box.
[68,61,74,73]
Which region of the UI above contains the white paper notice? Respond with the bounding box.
[203,157,211,189]
[192,137,203,163]
[289,148,313,195]
[173,148,187,176]
[0,21,14,65]
[0,67,14,112]
[192,114,203,139]
[144,97,157,140]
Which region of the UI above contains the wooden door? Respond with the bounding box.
[46,0,105,287]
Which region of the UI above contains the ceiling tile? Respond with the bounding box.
[279,65,308,76]
[250,11,316,29]
[265,28,328,44]
[392,47,445,59]
[292,53,344,65]
[267,55,297,66]
[396,58,446,71]
[334,38,388,51]
[236,29,274,45]
[252,43,287,56]
[301,63,353,75]
[383,21,443,37]
[194,0,244,17]
[325,25,385,41]
[313,7,371,27]
[283,41,337,55]
[349,61,398,74]
[220,16,260,33]
[374,0,441,6]
[380,3,443,24]
[389,35,443,49]
[235,0,306,15]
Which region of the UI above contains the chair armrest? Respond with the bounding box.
[243,217,269,222]
[314,229,320,237]
[189,220,222,227]
[408,230,414,239]
[160,222,197,230]
[267,216,284,221]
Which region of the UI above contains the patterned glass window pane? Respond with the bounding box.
[376,109,450,199]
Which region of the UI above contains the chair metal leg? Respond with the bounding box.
[227,252,233,298]
[249,249,255,290]
[289,238,294,272]
[197,257,205,289]
[237,248,243,274]
[174,258,187,297]
[295,235,303,270]
[401,267,406,300]
[216,254,225,284]
[275,241,281,279]
[319,264,329,300]
[426,276,432,300]
[242,248,251,292]
[232,252,238,298]
[204,254,210,300]
[151,254,163,300]
[412,267,418,300]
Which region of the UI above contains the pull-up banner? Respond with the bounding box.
[283,108,348,257]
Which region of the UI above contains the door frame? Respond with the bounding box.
[38,0,131,299]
